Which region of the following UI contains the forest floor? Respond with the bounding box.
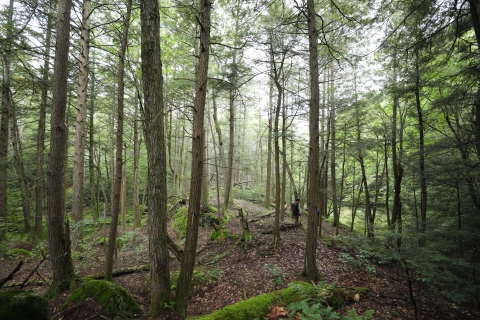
[1,198,479,320]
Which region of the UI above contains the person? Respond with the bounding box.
[291,198,300,224]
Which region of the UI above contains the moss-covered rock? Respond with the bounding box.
[62,280,141,318]
[0,289,49,320]
[189,282,316,320]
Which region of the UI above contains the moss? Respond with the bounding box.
[172,207,188,238]
[62,280,140,318]
[189,282,316,320]
[210,229,228,241]
[0,289,49,320]
[4,248,32,257]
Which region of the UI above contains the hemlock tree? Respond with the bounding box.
[46,0,75,297]
[175,0,211,316]
[303,0,321,281]
[140,0,171,313]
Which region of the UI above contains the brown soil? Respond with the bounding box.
[0,199,478,319]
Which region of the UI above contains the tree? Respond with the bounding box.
[105,0,132,282]
[46,0,75,297]
[140,0,171,313]
[175,0,211,316]
[71,0,92,249]
[303,0,321,281]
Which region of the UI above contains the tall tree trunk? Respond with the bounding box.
[72,0,91,249]
[9,98,31,236]
[105,0,131,281]
[89,65,98,220]
[271,44,284,245]
[391,56,404,244]
[330,61,338,232]
[133,100,141,228]
[414,47,427,247]
[35,5,53,239]
[223,87,235,212]
[46,0,75,297]
[303,0,321,281]
[175,1,211,315]
[384,134,391,226]
[0,0,14,242]
[140,0,171,312]
[265,68,273,209]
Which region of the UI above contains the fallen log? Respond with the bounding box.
[0,260,24,288]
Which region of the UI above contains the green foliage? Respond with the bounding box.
[286,282,374,320]
[210,228,229,241]
[233,185,265,203]
[62,280,141,318]
[264,263,286,288]
[3,248,32,257]
[172,207,188,239]
[0,289,49,320]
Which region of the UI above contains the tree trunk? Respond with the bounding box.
[133,100,141,228]
[414,47,427,247]
[468,0,480,156]
[330,61,338,233]
[46,0,75,297]
[71,0,91,249]
[0,0,14,242]
[223,86,235,212]
[175,1,211,316]
[303,0,321,281]
[35,5,53,239]
[140,0,171,312]
[265,71,273,209]
[105,0,131,282]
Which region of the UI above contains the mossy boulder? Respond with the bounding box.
[0,289,49,320]
[189,282,316,320]
[62,280,140,318]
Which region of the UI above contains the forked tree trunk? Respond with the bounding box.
[175,1,211,316]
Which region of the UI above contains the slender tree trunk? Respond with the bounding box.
[133,100,141,228]
[140,0,171,312]
[384,135,391,226]
[72,0,91,249]
[265,68,273,209]
[391,55,404,246]
[303,0,321,281]
[89,65,98,220]
[35,6,53,239]
[175,1,211,315]
[9,98,31,236]
[414,47,427,247]
[105,0,131,281]
[46,0,75,297]
[468,0,480,156]
[330,61,338,233]
[223,87,235,212]
[0,0,14,242]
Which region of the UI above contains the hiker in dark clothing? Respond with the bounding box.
[291,198,300,224]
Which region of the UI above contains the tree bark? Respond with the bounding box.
[0,0,14,242]
[46,0,75,297]
[303,0,321,281]
[175,1,211,316]
[72,0,91,249]
[105,0,131,282]
[140,0,171,313]
[35,5,53,239]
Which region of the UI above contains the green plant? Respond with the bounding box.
[264,263,286,288]
[172,207,188,239]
